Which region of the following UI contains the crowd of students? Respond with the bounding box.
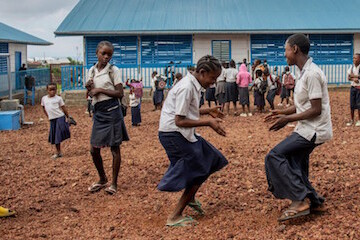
[3,34,360,229]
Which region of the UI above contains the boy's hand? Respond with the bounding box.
[89,88,102,97]
[209,106,225,119]
[209,118,226,136]
[85,80,94,90]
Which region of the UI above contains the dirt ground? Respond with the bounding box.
[0,90,359,240]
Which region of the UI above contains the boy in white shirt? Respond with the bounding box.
[346,53,360,126]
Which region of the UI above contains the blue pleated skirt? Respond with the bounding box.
[131,105,141,125]
[48,116,70,145]
[157,131,228,192]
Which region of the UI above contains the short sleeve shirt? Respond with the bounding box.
[159,72,202,142]
[216,68,226,82]
[225,68,238,83]
[87,63,123,105]
[266,75,277,90]
[294,58,333,144]
[347,65,360,87]
[41,95,65,120]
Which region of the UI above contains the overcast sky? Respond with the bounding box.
[0,0,82,60]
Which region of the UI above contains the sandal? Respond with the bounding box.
[188,200,205,215]
[105,185,117,195]
[88,182,107,193]
[166,216,195,227]
[51,153,63,159]
[278,208,310,221]
[0,206,16,217]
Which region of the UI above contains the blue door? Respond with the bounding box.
[15,51,22,89]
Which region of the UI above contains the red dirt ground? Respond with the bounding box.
[0,90,359,239]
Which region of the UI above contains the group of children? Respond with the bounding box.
[24,35,358,227]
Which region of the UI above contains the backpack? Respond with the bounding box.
[270,74,282,95]
[89,65,128,116]
[156,76,166,90]
[283,73,295,89]
[258,79,268,94]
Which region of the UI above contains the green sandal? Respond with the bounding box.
[188,200,205,215]
[166,216,194,227]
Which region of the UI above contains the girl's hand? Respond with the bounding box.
[264,109,281,122]
[209,118,226,136]
[269,115,289,131]
[209,106,225,119]
[89,88,102,97]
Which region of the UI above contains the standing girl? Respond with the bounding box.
[158,55,228,226]
[265,34,332,221]
[129,86,141,126]
[85,41,129,195]
[205,83,217,107]
[215,62,227,111]
[251,69,266,113]
[224,60,239,115]
[236,63,252,117]
[41,82,71,159]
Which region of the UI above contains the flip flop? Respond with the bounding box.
[88,182,107,193]
[278,208,310,222]
[0,206,16,217]
[105,186,117,195]
[188,200,205,215]
[166,216,194,227]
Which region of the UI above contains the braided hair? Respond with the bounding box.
[96,41,114,53]
[196,55,222,73]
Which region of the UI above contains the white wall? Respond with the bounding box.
[193,34,250,63]
[354,34,360,54]
[8,43,27,72]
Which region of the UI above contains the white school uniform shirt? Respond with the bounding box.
[159,72,202,142]
[216,67,226,83]
[41,95,65,120]
[151,76,156,91]
[282,72,296,84]
[266,75,277,90]
[87,63,123,105]
[294,58,333,144]
[225,68,238,83]
[129,93,140,107]
[347,64,360,87]
[254,77,263,90]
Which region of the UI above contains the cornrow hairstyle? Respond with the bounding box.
[286,34,310,55]
[196,55,221,73]
[355,53,360,57]
[96,41,114,53]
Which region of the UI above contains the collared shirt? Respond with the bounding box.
[41,95,65,120]
[294,58,333,144]
[129,93,141,107]
[266,74,277,90]
[347,64,360,87]
[216,67,226,83]
[87,63,123,105]
[159,72,202,142]
[225,68,238,83]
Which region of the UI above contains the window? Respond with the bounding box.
[212,40,231,62]
[251,34,353,65]
[0,43,8,73]
[141,35,192,66]
[85,36,137,67]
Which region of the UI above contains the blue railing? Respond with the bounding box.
[0,68,51,97]
[61,64,194,91]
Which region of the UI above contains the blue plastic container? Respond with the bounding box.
[0,110,21,131]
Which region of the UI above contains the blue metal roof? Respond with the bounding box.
[55,0,360,36]
[0,22,52,45]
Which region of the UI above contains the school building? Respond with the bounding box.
[0,22,52,97]
[55,0,360,89]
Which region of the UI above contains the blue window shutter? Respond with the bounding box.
[141,35,192,66]
[0,43,9,73]
[251,34,353,65]
[85,36,137,68]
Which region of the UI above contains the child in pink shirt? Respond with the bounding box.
[236,64,252,116]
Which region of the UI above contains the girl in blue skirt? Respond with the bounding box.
[85,41,129,195]
[41,83,71,159]
[158,55,228,227]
